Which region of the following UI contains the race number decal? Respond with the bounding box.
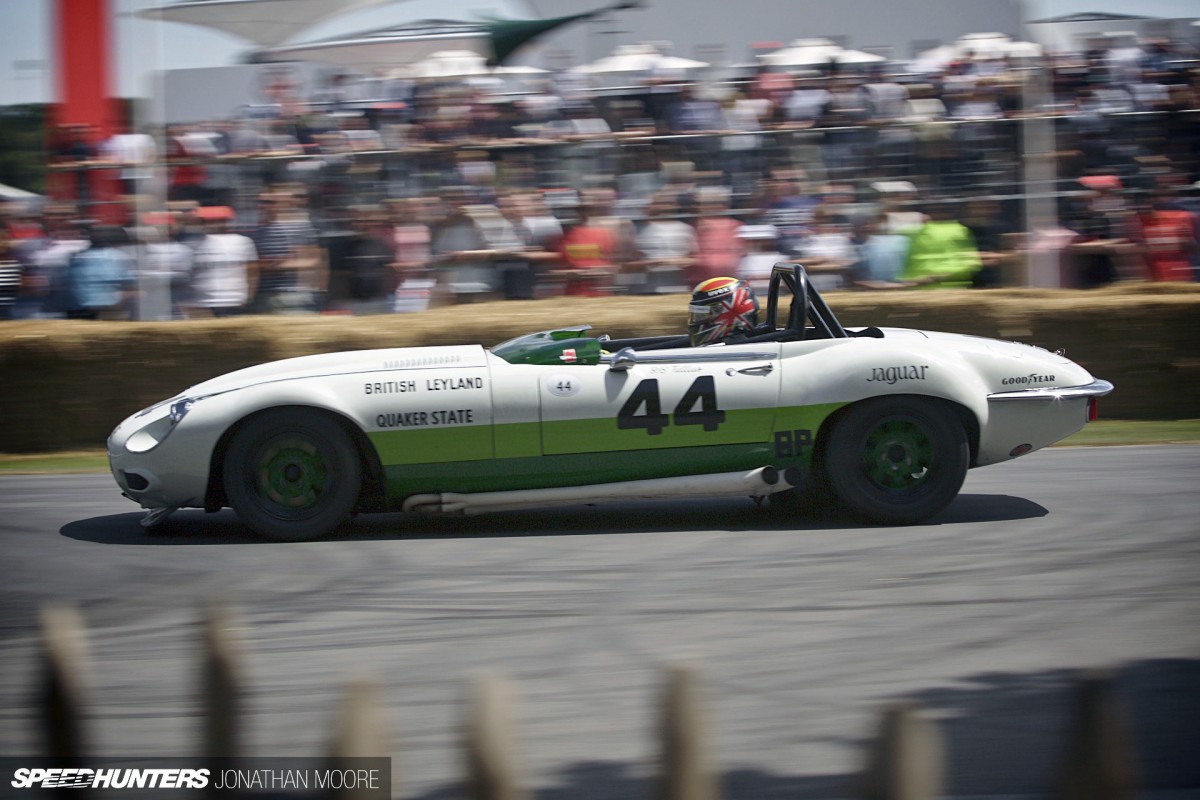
[617,377,725,436]
[616,379,669,435]
[546,374,582,397]
[673,376,725,431]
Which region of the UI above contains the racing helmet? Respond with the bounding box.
[687,277,759,346]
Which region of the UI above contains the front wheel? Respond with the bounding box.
[825,398,968,525]
[224,409,362,541]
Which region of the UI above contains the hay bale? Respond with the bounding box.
[2,286,1197,452]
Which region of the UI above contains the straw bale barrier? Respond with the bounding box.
[2,283,1198,453]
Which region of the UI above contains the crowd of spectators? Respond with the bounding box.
[2,31,1199,320]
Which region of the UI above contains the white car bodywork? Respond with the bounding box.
[108,265,1112,538]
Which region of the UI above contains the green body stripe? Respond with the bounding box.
[494,421,540,459]
[369,426,493,465]
[370,403,845,500]
[383,443,776,497]
[772,403,845,434]
[543,408,778,454]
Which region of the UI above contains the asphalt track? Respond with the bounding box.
[0,446,1198,799]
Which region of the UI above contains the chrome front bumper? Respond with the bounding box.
[988,379,1114,402]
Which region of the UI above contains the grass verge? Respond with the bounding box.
[1051,418,1200,447]
[0,451,111,474]
[2,420,1198,475]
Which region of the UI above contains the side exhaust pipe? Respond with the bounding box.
[402,466,802,516]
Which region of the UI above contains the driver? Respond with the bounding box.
[687,276,760,346]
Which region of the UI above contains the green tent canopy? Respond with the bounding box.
[487,2,639,65]
[252,2,640,70]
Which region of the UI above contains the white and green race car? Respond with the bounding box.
[108,264,1112,540]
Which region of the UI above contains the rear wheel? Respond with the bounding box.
[224,409,361,541]
[825,398,968,525]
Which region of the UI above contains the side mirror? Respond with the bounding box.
[608,347,636,372]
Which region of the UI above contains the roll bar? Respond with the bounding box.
[763,262,849,340]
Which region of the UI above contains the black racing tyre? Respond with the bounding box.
[224,409,362,541]
[825,397,968,525]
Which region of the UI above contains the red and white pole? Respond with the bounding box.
[51,0,121,220]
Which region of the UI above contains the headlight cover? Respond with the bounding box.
[135,396,177,418]
[169,398,195,424]
[126,396,197,453]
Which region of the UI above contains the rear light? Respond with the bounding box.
[1087,397,1099,422]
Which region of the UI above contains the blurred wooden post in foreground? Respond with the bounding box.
[328,678,392,800]
[464,673,528,800]
[38,604,90,760]
[861,701,944,800]
[1056,670,1136,800]
[201,603,242,762]
[659,664,718,800]
[27,601,1151,800]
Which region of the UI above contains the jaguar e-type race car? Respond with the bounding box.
[108,264,1112,540]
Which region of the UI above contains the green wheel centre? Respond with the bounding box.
[862,420,932,491]
[256,438,328,509]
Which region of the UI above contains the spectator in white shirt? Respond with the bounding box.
[734,224,786,295]
[631,192,697,295]
[189,208,257,317]
[797,206,855,290]
[102,127,157,200]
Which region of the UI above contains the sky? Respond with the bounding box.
[0,0,532,105]
[0,0,1197,106]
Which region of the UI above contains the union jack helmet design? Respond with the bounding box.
[687,277,759,346]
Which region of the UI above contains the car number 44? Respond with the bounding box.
[616,377,726,435]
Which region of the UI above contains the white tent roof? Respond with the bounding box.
[956,32,1025,57]
[389,49,543,80]
[830,49,888,64]
[1025,12,1157,53]
[569,44,708,74]
[139,0,400,47]
[909,43,959,72]
[911,32,1043,71]
[403,50,490,79]
[760,38,885,67]
[493,64,548,75]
